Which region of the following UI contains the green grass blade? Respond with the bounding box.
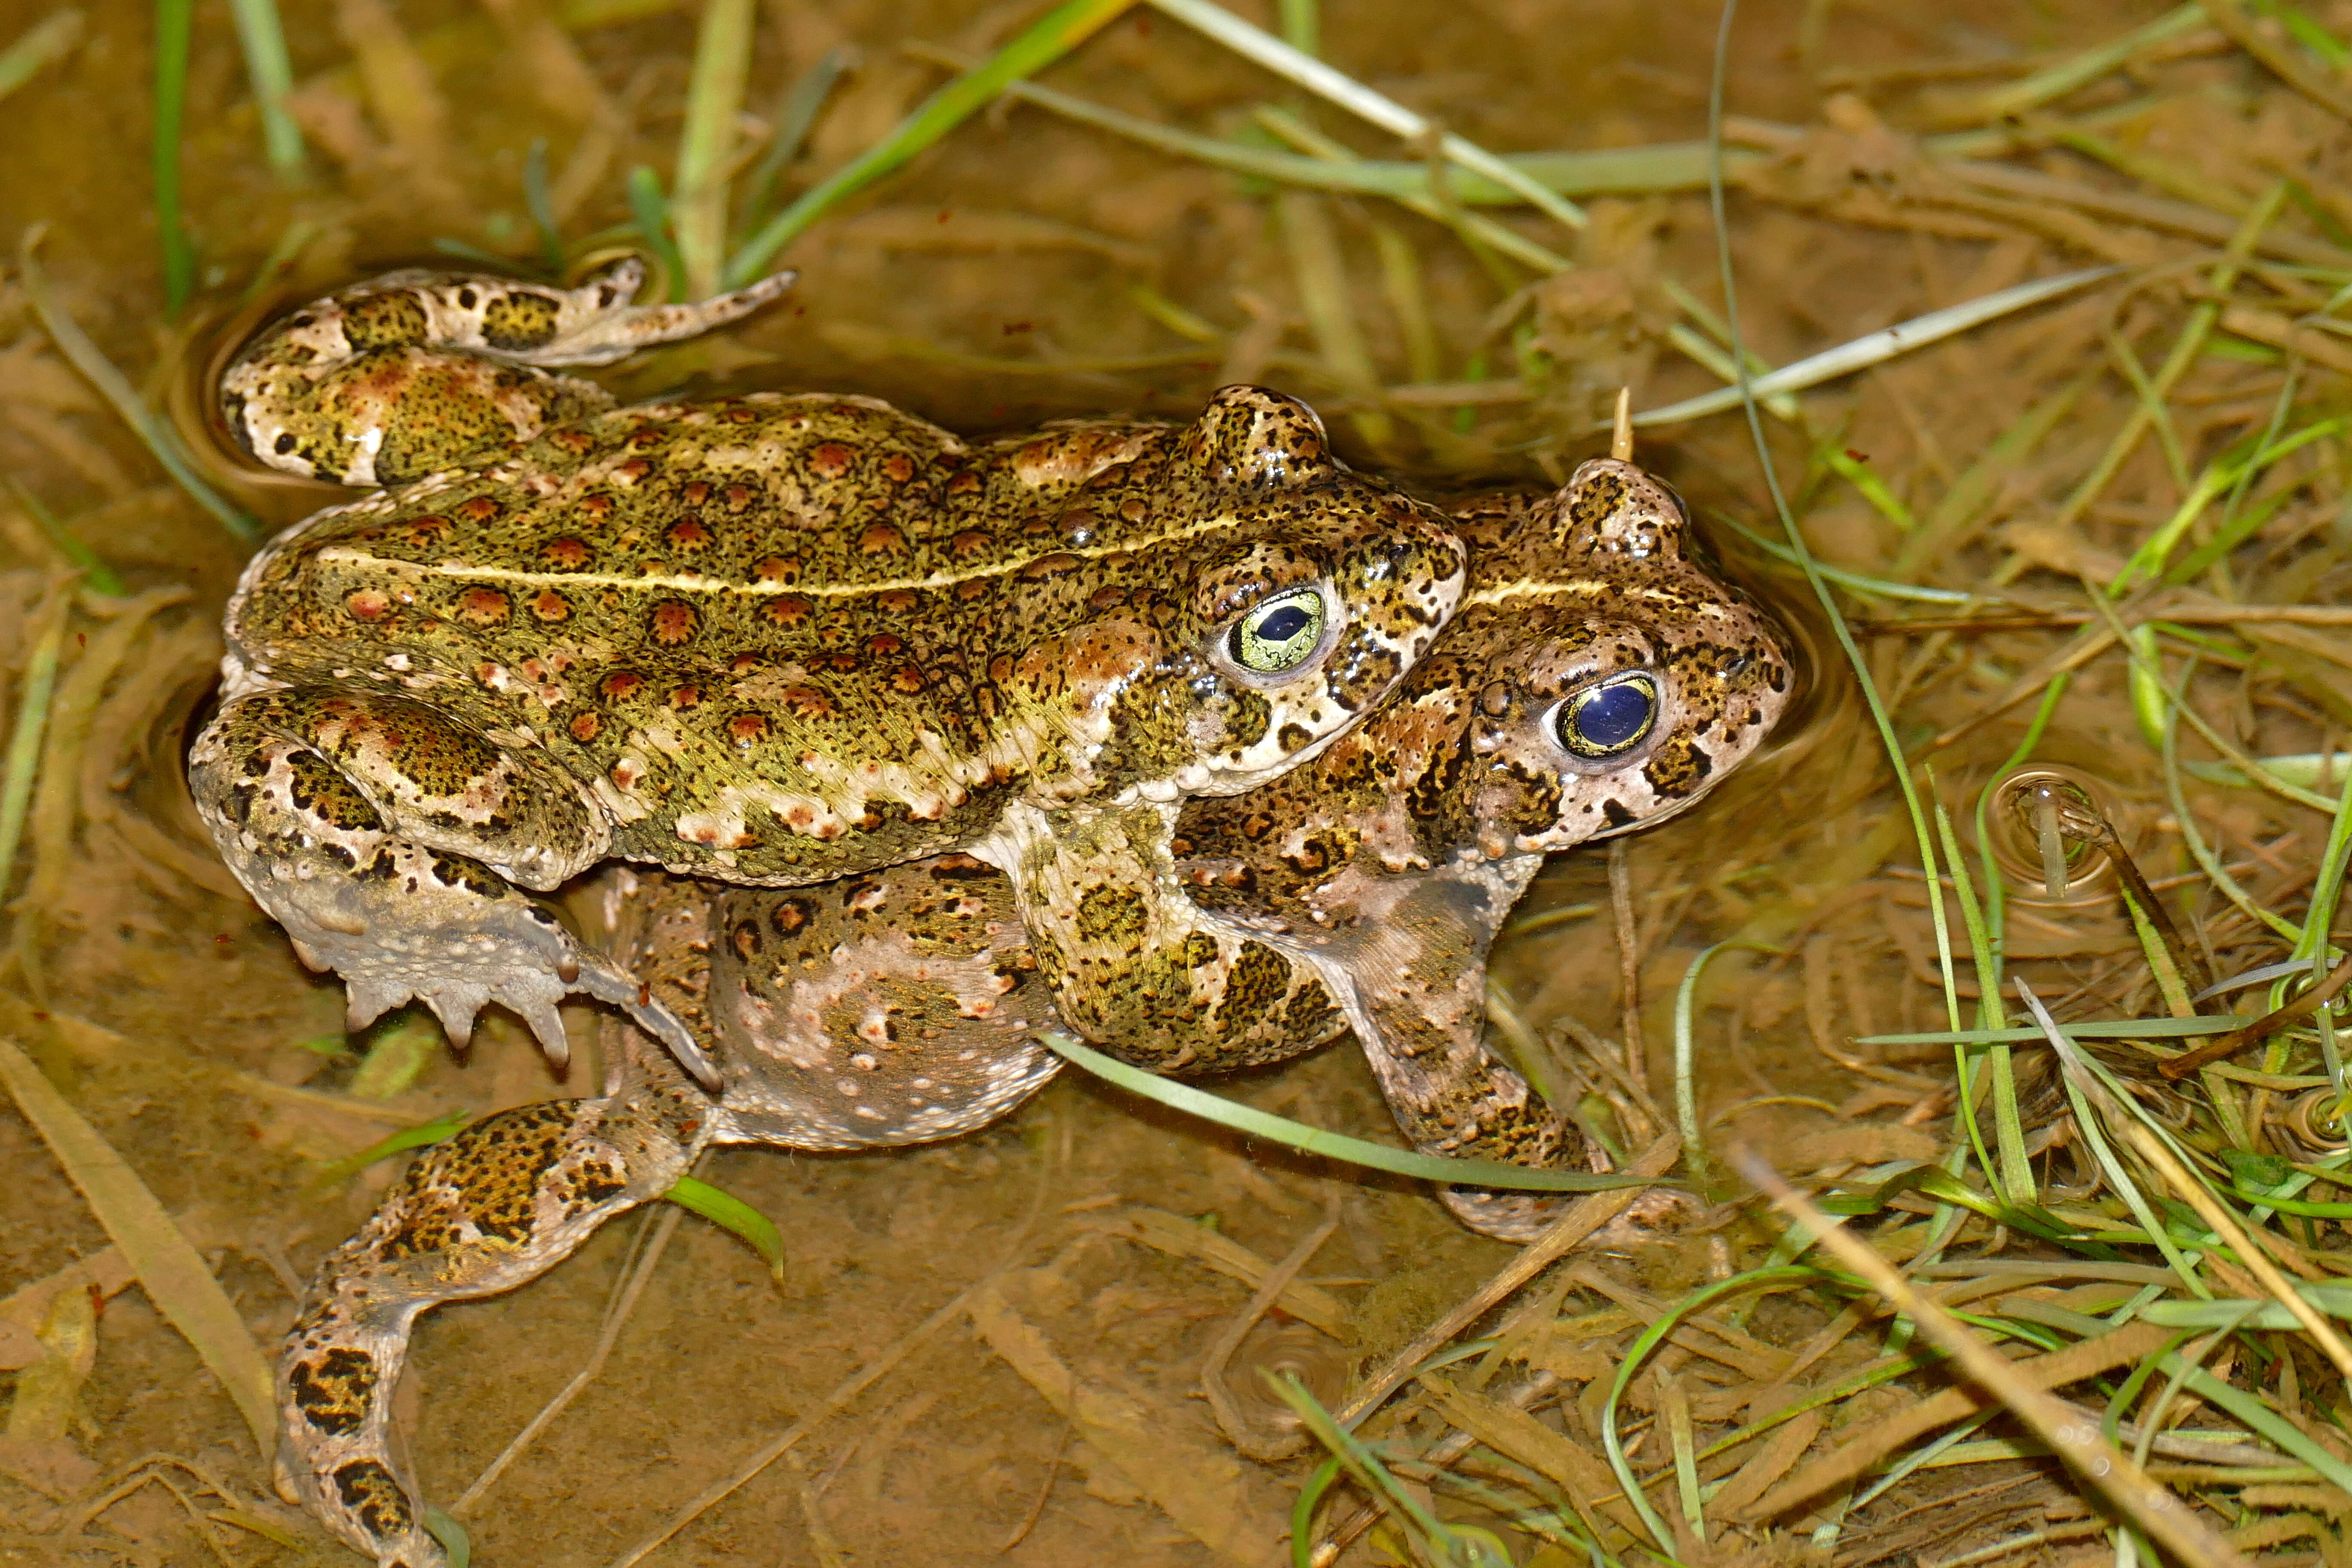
[1146,0,1586,233]
[1822,447,1914,532]
[152,0,196,313]
[227,0,303,173]
[17,230,258,539]
[1603,1267,1819,1557]
[2015,983,2211,1295]
[2109,415,2348,594]
[725,0,1136,288]
[1858,1016,2256,1047]
[1936,790,2032,1204]
[734,44,855,244]
[1712,514,1976,603]
[672,0,753,299]
[1041,1033,1657,1193]
[2028,1298,2352,1493]
[0,592,70,913]
[1970,3,2202,118]
[1253,101,1571,274]
[524,138,563,272]
[1289,1452,1343,1568]
[625,165,687,300]
[10,482,125,594]
[665,1173,786,1281]
[1674,940,1776,1176]
[1269,1374,1471,1561]
[421,1507,471,1568]
[308,1107,472,1190]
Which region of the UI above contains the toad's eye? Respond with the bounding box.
[1558,674,1659,757]
[1229,588,1328,674]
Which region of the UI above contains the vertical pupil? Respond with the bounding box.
[1576,682,1654,748]
[1256,604,1310,644]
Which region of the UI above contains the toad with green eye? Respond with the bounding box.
[193,261,1467,1090]
[270,455,1794,1568]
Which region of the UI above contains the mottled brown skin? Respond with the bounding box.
[273,459,1793,1568]
[195,267,1467,1088]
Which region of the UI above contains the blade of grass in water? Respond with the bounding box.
[725,0,1136,288]
[0,592,70,913]
[2109,415,2350,594]
[999,74,1758,205]
[1041,1033,1656,1192]
[1860,1016,2256,1047]
[671,0,752,299]
[1252,102,1572,274]
[17,229,258,540]
[625,166,687,301]
[228,0,303,174]
[1713,514,1977,603]
[9,482,126,595]
[1271,1375,1476,1563]
[1145,0,1587,233]
[1702,5,1970,1181]
[524,139,563,273]
[1635,268,2120,428]
[733,45,856,246]
[0,1035,277,1454]
[308,1107,472,1190]
[153,0,196,313]
[1674,940,1776,1176]
[2017,983,2211,1293]
[1933,787,2033,1205]
[0,10,83,104]
[665,1174,786,1282]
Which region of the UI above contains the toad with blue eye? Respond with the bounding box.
[268,453,1795,1568]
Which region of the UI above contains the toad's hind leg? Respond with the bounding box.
[277,885,718,1568]
[189,687,717,1087]
[221,256,794,486]
[279,1094,695,1567]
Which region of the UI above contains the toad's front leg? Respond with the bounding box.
[189,686,718,1087]
[991,802,1353,1074]
[1329,861,1593,1243]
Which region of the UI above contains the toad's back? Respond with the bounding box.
[224,392,1346,876]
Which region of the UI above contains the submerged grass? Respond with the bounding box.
[151,0,195,314]
[0,1035,276,1455]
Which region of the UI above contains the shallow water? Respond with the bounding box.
[2,1,2343,1564]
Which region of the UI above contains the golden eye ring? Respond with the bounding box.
[1228,587,1329,675]
[1556,673,1659,758]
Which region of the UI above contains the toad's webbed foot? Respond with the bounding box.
[190,689,720,1088]
[222,256,794,486]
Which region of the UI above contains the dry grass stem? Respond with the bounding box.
[1737,1148,2250,1568]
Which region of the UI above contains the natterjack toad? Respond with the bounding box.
[271,456,1794,1568]
[194,264,1468,1088]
